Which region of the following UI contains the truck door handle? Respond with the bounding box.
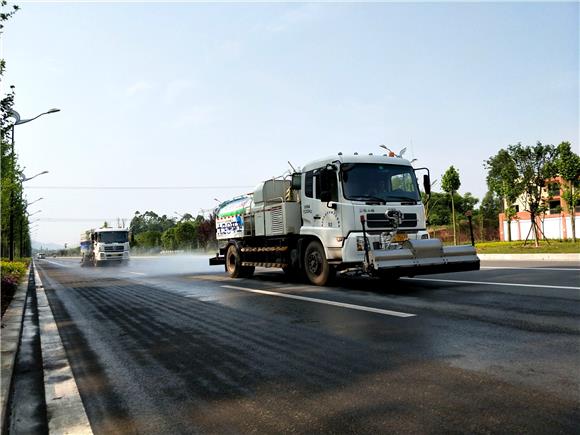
[314,215,321,220]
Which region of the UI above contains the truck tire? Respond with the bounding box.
[225,244,254,278]
[303,240,332,286]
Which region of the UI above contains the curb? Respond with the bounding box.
[35,265,93,434]
[478,253,580,262]
[0,265,32,433]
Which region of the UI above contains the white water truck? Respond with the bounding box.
[80,227,130,266]
[210,153,479,285]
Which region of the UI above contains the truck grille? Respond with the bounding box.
[366,213,417,228]
[270,207,284,234]
[104,245,124,252]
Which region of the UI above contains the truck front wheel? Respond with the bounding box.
[303,240,332,286]
[225,244,254,278]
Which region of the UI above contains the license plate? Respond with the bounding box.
[392,233,408,242]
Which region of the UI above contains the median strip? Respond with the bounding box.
[221,285,416,318]
[402,277,580,290]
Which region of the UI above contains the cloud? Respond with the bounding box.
[125,80,153,97]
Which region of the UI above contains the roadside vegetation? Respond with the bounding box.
[429,141,579,247]
[129,211,216,253]
[2,2,31,261]
[1,258,28,316]
[475,240,580,254]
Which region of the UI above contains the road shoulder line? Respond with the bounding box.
[34,265,93,434]
[0,265,31,432]
[221,284,416,318]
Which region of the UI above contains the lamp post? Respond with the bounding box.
[8,108,60,260]
[21,209,42,257]
[19,198,43,257]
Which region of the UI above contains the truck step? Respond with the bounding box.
[241,246,289,253]
[242,261,288,268]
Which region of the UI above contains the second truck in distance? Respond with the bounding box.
[80,227,130,267]
[210,152,479,285]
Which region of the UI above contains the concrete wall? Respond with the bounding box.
[500,214,580,241]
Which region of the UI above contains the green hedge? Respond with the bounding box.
[1,260,28,289]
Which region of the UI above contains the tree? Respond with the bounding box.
[480,191,502,223]
[509,142,558,246]
[130,211,177,240]
[1,1,22,259]
[555,141,580,241]
[174,221,197,250]
[484,149,521,241]
[197,214,217,249]
[135,231,162,249]
[161,227,178,251]
[441,166,461,245]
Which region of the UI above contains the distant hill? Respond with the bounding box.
[31,240,66,251]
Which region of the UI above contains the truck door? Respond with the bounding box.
[301,168,343,256]
[301,169,323,229]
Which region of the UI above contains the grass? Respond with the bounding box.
[475,240,580,254]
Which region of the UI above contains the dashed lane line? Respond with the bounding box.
[221,285,416,318]
[402,277,580,290]
[34,265,93,434]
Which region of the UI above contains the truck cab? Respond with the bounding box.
[81,228,130,266]
[299,154,427,263]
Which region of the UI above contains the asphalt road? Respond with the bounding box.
[35,256,580,434]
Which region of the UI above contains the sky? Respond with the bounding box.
[2,1,578,247]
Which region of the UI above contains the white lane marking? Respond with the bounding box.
[128,271,146,275]
[34,265,94,434]
[221,285,415,318]
[41,259,72,267]
[481,266,580,272]
[402,277,580,290]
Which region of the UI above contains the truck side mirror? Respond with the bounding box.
[423,174,431,195]
[291,173,302,190]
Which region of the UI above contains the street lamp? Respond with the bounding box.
[10,108,60,126]
[21,170,49,182]
[21,210,42,257]
[7,107,60,260]
[27,197,43,206]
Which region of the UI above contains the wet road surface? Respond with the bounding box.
[35,256,580,433]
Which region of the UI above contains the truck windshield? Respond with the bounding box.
[341,163,420,202]
[98,232,128,243]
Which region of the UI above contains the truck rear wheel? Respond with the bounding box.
[303,240,332,286]
[225,244,254,278]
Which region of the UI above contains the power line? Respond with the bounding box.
[24,185,253,190]
[38,218,130,222]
